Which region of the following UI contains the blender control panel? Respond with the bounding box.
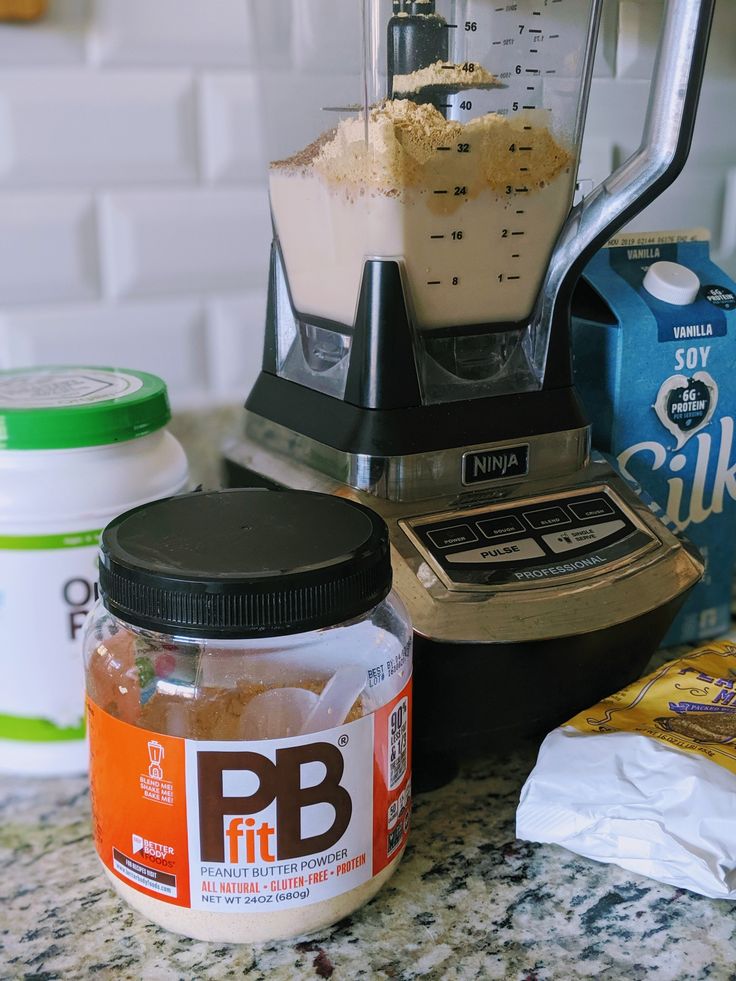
[401,488,658,591]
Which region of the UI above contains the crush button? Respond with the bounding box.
[643,261,700,306]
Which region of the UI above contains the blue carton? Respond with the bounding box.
[572,230,736,645]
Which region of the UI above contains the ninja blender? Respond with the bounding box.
[225,0,714,779]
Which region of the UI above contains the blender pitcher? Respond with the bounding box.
[270,0,588,398]
[262,0,712,413]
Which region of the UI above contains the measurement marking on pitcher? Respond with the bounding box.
[430,235,445,240]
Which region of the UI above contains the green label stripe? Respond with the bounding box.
[0,713,85,742]
[0,529,101,550]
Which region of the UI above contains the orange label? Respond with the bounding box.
[87,677,411,912]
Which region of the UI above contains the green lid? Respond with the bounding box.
[0,367,172,450]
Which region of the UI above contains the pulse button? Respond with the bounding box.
[446,539,545,565]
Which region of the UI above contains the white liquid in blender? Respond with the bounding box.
[270,101,575,331]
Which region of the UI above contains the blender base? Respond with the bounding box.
[411,594,685,791]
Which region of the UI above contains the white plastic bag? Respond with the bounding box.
[516,641,736,899]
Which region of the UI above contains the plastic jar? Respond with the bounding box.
[0,366,189,777]
[84,488,412,944]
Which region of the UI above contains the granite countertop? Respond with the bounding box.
[3,410,736,979]
[3,744,736,981]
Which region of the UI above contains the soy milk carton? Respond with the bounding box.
[572,230,736,645]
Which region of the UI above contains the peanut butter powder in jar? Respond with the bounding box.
[84,489,412,944]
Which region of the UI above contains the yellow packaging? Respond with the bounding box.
[0,0,47,21]
[569,641,736,775]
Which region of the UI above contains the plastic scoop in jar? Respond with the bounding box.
[301,665,367,735]
[238,687,318,740]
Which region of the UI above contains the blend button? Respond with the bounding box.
[543,520,625,555]
[523,506,571,530]
[477,515,526,540]
[569,497,616,522]
[447,539,545,564]
[427,523,478,550]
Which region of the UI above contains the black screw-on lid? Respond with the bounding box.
[99,489,392,639]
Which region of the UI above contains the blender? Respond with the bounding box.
[225,0,714,782]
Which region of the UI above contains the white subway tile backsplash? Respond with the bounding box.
[258,71,363,164]
[0,300,207,408]
[590,80,736,174]
[206,292,265,402]
[291,1,362,74]
[616,0,663,81]
[250,0,294,69]
[0,72,196,188]
[704,0,736,78]
[627,166,726,245]
[585,77,648,163]
[0,0,88,67]
[101,188,271,300]
[0,194,97,306]
[201,73,268,184]
[593,0,618,79]
[0,0,732,408]
[715,168,736,267]
[576,139,614,193]
[90,0,255,67]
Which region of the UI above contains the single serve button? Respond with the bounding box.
[543,520,625,554]
[427,523,478,550]
[447,538,545,564]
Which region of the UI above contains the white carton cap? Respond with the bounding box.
[642,260,700,306]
